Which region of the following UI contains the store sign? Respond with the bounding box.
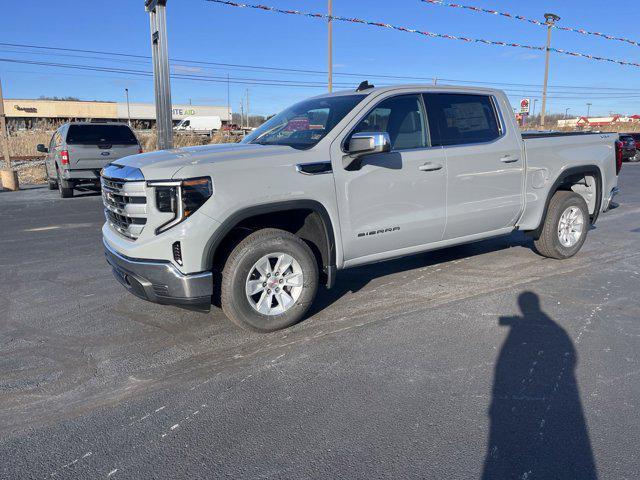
[172,108,197,116]
[14,105,38,113]
[520,98,530,115]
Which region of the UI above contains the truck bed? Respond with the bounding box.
[517,131,619,230]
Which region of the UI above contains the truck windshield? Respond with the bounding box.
[243,94,364,149]
[67,125,138,145]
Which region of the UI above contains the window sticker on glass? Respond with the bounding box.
[443,103,490,132]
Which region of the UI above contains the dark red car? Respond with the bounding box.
[620,134,638,161]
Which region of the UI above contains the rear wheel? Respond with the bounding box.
[57,170,74,198]
[534,191,589,259]
[221,228,319,332]
[47,177,58,190]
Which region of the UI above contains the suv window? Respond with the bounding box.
[49,131,62,151]
[424,93,501,146]
[351,94,428,150]
[66,124,138,145]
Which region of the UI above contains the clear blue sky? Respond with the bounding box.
[2,0,639,117]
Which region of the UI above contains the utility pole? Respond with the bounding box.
[540,12,560,129]
[125,88,132,126]
[328,0,333,92]
[240,99,245,129]
[246,89,250,128]
[227,73,231,135]
[586,102,592,118]
[146,0,173,150]
[0,76,19,191]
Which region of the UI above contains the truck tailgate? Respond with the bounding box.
[68,144,141,170]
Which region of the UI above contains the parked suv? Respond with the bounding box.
[618,134,637,162]
[101,85,620,332]
[38,122,142,198]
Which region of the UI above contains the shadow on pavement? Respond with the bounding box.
[482,291,597,480]
[309,232,534,316]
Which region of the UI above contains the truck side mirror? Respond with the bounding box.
[343,132,391,170]
[37,144,48,153]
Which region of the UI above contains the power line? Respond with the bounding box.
[4,41,640,94]
[421,0,640,48]
[4,57,640,102]
[0,57,356,88]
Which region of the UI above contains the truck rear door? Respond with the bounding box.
[65,124,141,170]
[423,92,524,239]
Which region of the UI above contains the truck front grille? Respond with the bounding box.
[101,168,147,240]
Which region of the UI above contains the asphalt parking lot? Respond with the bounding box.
[1,165,640,479]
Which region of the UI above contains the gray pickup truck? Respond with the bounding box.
[101,84,621,331]
[38,122,141,198]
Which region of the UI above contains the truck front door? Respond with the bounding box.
[331,93,447,264]
[423,93,524,239]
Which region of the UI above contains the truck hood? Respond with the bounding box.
[113,143,299,180]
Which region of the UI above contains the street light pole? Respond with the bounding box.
[146,0,173,150]
[587,103,592,118]
[328,0,333,92]
[564,107,570,119]
[0,77,10,167]
[0,76,19,191]
[532,98,538,119]
[125,88,131,126]
[540,12,560,130]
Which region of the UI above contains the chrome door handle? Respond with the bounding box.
[418,162,443,172]
[500,156,519,163]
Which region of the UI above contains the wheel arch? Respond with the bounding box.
[529,165,603,239]
[203,200,337,288]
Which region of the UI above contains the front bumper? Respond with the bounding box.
[104,239,212,310]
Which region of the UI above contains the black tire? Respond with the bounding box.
[47,177,58,190]
[57,171,74,198]
[534,191,589,259]
[221,228,319,332]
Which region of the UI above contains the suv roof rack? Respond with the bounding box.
[356,80,375,92]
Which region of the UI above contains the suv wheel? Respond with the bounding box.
[221,228,319,332]
[57,170,74,198]
[534,191,589,259]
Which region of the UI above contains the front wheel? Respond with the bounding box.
[534,191,589,259]
[221,228,319,332]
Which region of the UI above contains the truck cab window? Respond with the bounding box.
[351,95,428,151]
[424,93,501,146]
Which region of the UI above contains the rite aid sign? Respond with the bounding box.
[520,98,531,115]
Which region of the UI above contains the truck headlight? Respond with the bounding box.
[148,177,213,234]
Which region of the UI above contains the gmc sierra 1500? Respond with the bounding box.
[101,84,621,331]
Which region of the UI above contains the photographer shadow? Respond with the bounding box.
[482,291,598,480]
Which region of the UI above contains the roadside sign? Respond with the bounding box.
[520,98,531,115]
